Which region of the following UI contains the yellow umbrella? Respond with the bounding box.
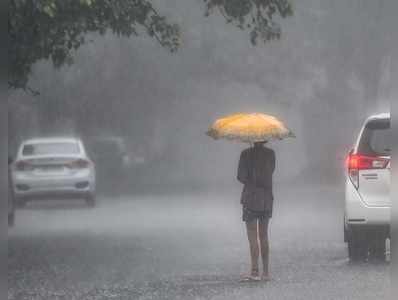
[206,113,295,143]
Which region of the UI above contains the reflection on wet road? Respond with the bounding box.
[8,184,390,300]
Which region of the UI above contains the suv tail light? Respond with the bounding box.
[15,160,34,171]
[346,153,389,189]
[68,159,90,169]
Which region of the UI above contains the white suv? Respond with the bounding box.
[344,113,390,261]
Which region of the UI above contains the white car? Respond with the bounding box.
[11,137,96,207]
[344,113,390,261]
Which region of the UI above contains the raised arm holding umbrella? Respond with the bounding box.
[207,113,294,282]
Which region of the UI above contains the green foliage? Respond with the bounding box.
[9,0,180,90]
[204,0,293,45]
[9,0,293,91]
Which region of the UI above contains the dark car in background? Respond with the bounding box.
[86,136,133,194]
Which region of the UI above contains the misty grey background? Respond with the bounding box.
[8,0,395,187]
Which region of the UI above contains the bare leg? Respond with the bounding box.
[258,218,270,280]
[246,220,259,277]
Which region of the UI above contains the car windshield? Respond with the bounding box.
[358,119,391,156]
[22,142,80,156]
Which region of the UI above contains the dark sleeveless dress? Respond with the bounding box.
[237,146,275,222]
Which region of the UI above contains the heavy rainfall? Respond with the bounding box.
[7,0,395,299]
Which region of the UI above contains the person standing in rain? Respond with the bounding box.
[207,113,292,281]
[238,141,275,282]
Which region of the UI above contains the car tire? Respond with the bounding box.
[8,213,15,227]
[86,194,96,207]
[347,230,368,261]
[369,234,386,261]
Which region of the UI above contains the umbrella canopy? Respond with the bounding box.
[206,113,295,143]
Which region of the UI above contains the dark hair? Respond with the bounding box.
[254,141,267,147]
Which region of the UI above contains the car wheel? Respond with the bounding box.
[369,234,386,261]
[86,195,96,207]
[348,230,368,261]
[8,213,15,227]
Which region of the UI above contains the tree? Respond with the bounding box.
[204,0,293,45]
[9,0,293,91]
[9,0,180,91]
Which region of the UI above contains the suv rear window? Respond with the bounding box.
[22,142,80,156]
[358,119,391,156]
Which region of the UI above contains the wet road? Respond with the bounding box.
[8,184,390,300]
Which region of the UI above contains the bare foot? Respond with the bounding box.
[240,274,261,282]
